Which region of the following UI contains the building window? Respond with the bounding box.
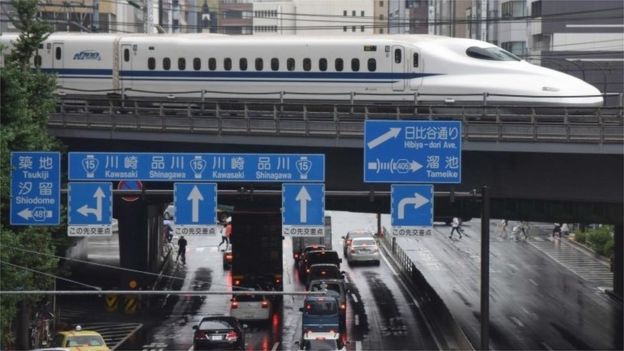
[148,57,156,70]
[502,0,526,18]
[335,58,343,71]
[351,58,360,71]
[380,28,384,34]
[343,26,347,32]
[379,14,384,20]
[352,26,356,32]
[367,58,376,72]
[163,57,171,70]
[255,58,263,71]
[271,58,279,71]
[413,53,419,68]
[319,58,327,71]
[361,26,364,32]
[343,10,347,16]
[379,1,383,7]
[193,58,201,70]
[224,58,232,71]
[239,58,247,71]
[361,11,365,16]
[303,58,311,71]
[352,10,356,16]
[208,58,216,70]
[287,58,295,71]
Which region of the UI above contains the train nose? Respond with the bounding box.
[536,66,604,107]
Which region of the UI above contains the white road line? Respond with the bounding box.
[529,279,538,287]
[271,342,280,351]
[380,251,399,276]
[355,314,359,326]
[355,341,362,351]
[351,293,359,304]
[540,342,554,351]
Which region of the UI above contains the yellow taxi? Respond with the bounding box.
[52,326,110,351]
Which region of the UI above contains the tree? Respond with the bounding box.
[0,0,63,348]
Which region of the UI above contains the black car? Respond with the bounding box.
[299,250,341,279]
[193,316,246,350]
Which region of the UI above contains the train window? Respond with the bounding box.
[367,58,376,72]
[224,58,232,71]
[413,53,419,68]
[335,58,343,72]
[124,48,130,62]
[193,58,201,70]
[148,57,155,70]
[271,58,279,71]
[239,58,247,71]
[287,58,295,71]
[303,58,311,71]
[55,47,61,60]
[319,58,327,71]
[208,58,216,70]
[34,55,42,67]
[255,58,263,71]
[163,58,171,70]
[178,58,186,70]
[351,58,360,72]
[394,49,402,64]
[466,46,521,61]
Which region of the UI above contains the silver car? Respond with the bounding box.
[345,237,380,265]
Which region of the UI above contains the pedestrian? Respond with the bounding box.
[176,235,188,264]
[561,223,569,236]
[519,221,529,240]
[218,216,232,251]
[449,217,462,239]
[552,223,562,238]
[163,212,174,243]
[499,219,509,239]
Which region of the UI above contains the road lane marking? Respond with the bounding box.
[540,342,554,350]
[380,251,399,276]
[355,314,359,326]
[529,279,538,286]
[351,293,359,304]
[271,342,280,351]
[355,341,362,351]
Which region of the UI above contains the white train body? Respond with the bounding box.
[0,32,603,106]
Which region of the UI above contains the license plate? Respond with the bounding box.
[211,335,222,341]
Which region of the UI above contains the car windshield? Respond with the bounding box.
[305,300,338,315]
[235,294,266,302]
[66,335,105,347]
[348,231,372,239]
[308,251,339,264]
[311,283,342,295]
[199,319,234,330]
[465,46,521,61]
[353,239,376,246]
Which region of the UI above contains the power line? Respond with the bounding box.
[0,260,102,291]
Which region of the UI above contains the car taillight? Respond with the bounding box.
[294,253,299,259]
[234,280,240,285]
[226,331,238,341]
[340,303,346,310]
[231,300,239,309]
[306,268,310,273]
[194,331,207,340]
[321,271,326,275]
[261,300,269,308]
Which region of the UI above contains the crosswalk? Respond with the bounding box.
[529,236,613,289]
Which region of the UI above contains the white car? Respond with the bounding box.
[230,294,271,322]
[346,237,380,265]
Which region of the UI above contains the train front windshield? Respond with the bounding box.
[466,46,521,61]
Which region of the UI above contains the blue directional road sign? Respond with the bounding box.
[69,152,324,182]
[364,120,462,183]
[174,183,218,235]
[68,182,113,236]
[11,152,61,225]
[391,184,433,237]
[282,183,325,236]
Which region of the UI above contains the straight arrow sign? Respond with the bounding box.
[187,185,204,223]
[77,186,105,221]
[295,186,311,223]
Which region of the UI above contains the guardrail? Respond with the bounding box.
[49,95,624,145]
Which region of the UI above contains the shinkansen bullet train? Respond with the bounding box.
[0,32,603,106]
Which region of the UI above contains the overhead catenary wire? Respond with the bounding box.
[0,260,103,291]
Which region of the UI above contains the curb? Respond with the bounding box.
[559,236,611,267]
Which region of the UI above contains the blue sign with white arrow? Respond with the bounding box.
[69,152,324,182]
[282,183,325,236]
[364,120,462,183]
[10,152,61,225]
[68,182,113,236]
[391,184,433,237]
[174,183,218,235]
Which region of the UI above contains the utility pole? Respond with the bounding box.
[92,0,99,32]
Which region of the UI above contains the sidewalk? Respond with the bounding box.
[528,233,613,289]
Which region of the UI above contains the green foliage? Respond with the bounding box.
[586,225,614,257]
[574,230,586,244]
[1,0,62,348]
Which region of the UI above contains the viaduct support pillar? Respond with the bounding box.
[613,224,622,299]
[115,197,149,290]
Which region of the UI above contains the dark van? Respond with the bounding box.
[299,296,340,338]
[299,250,341,278]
